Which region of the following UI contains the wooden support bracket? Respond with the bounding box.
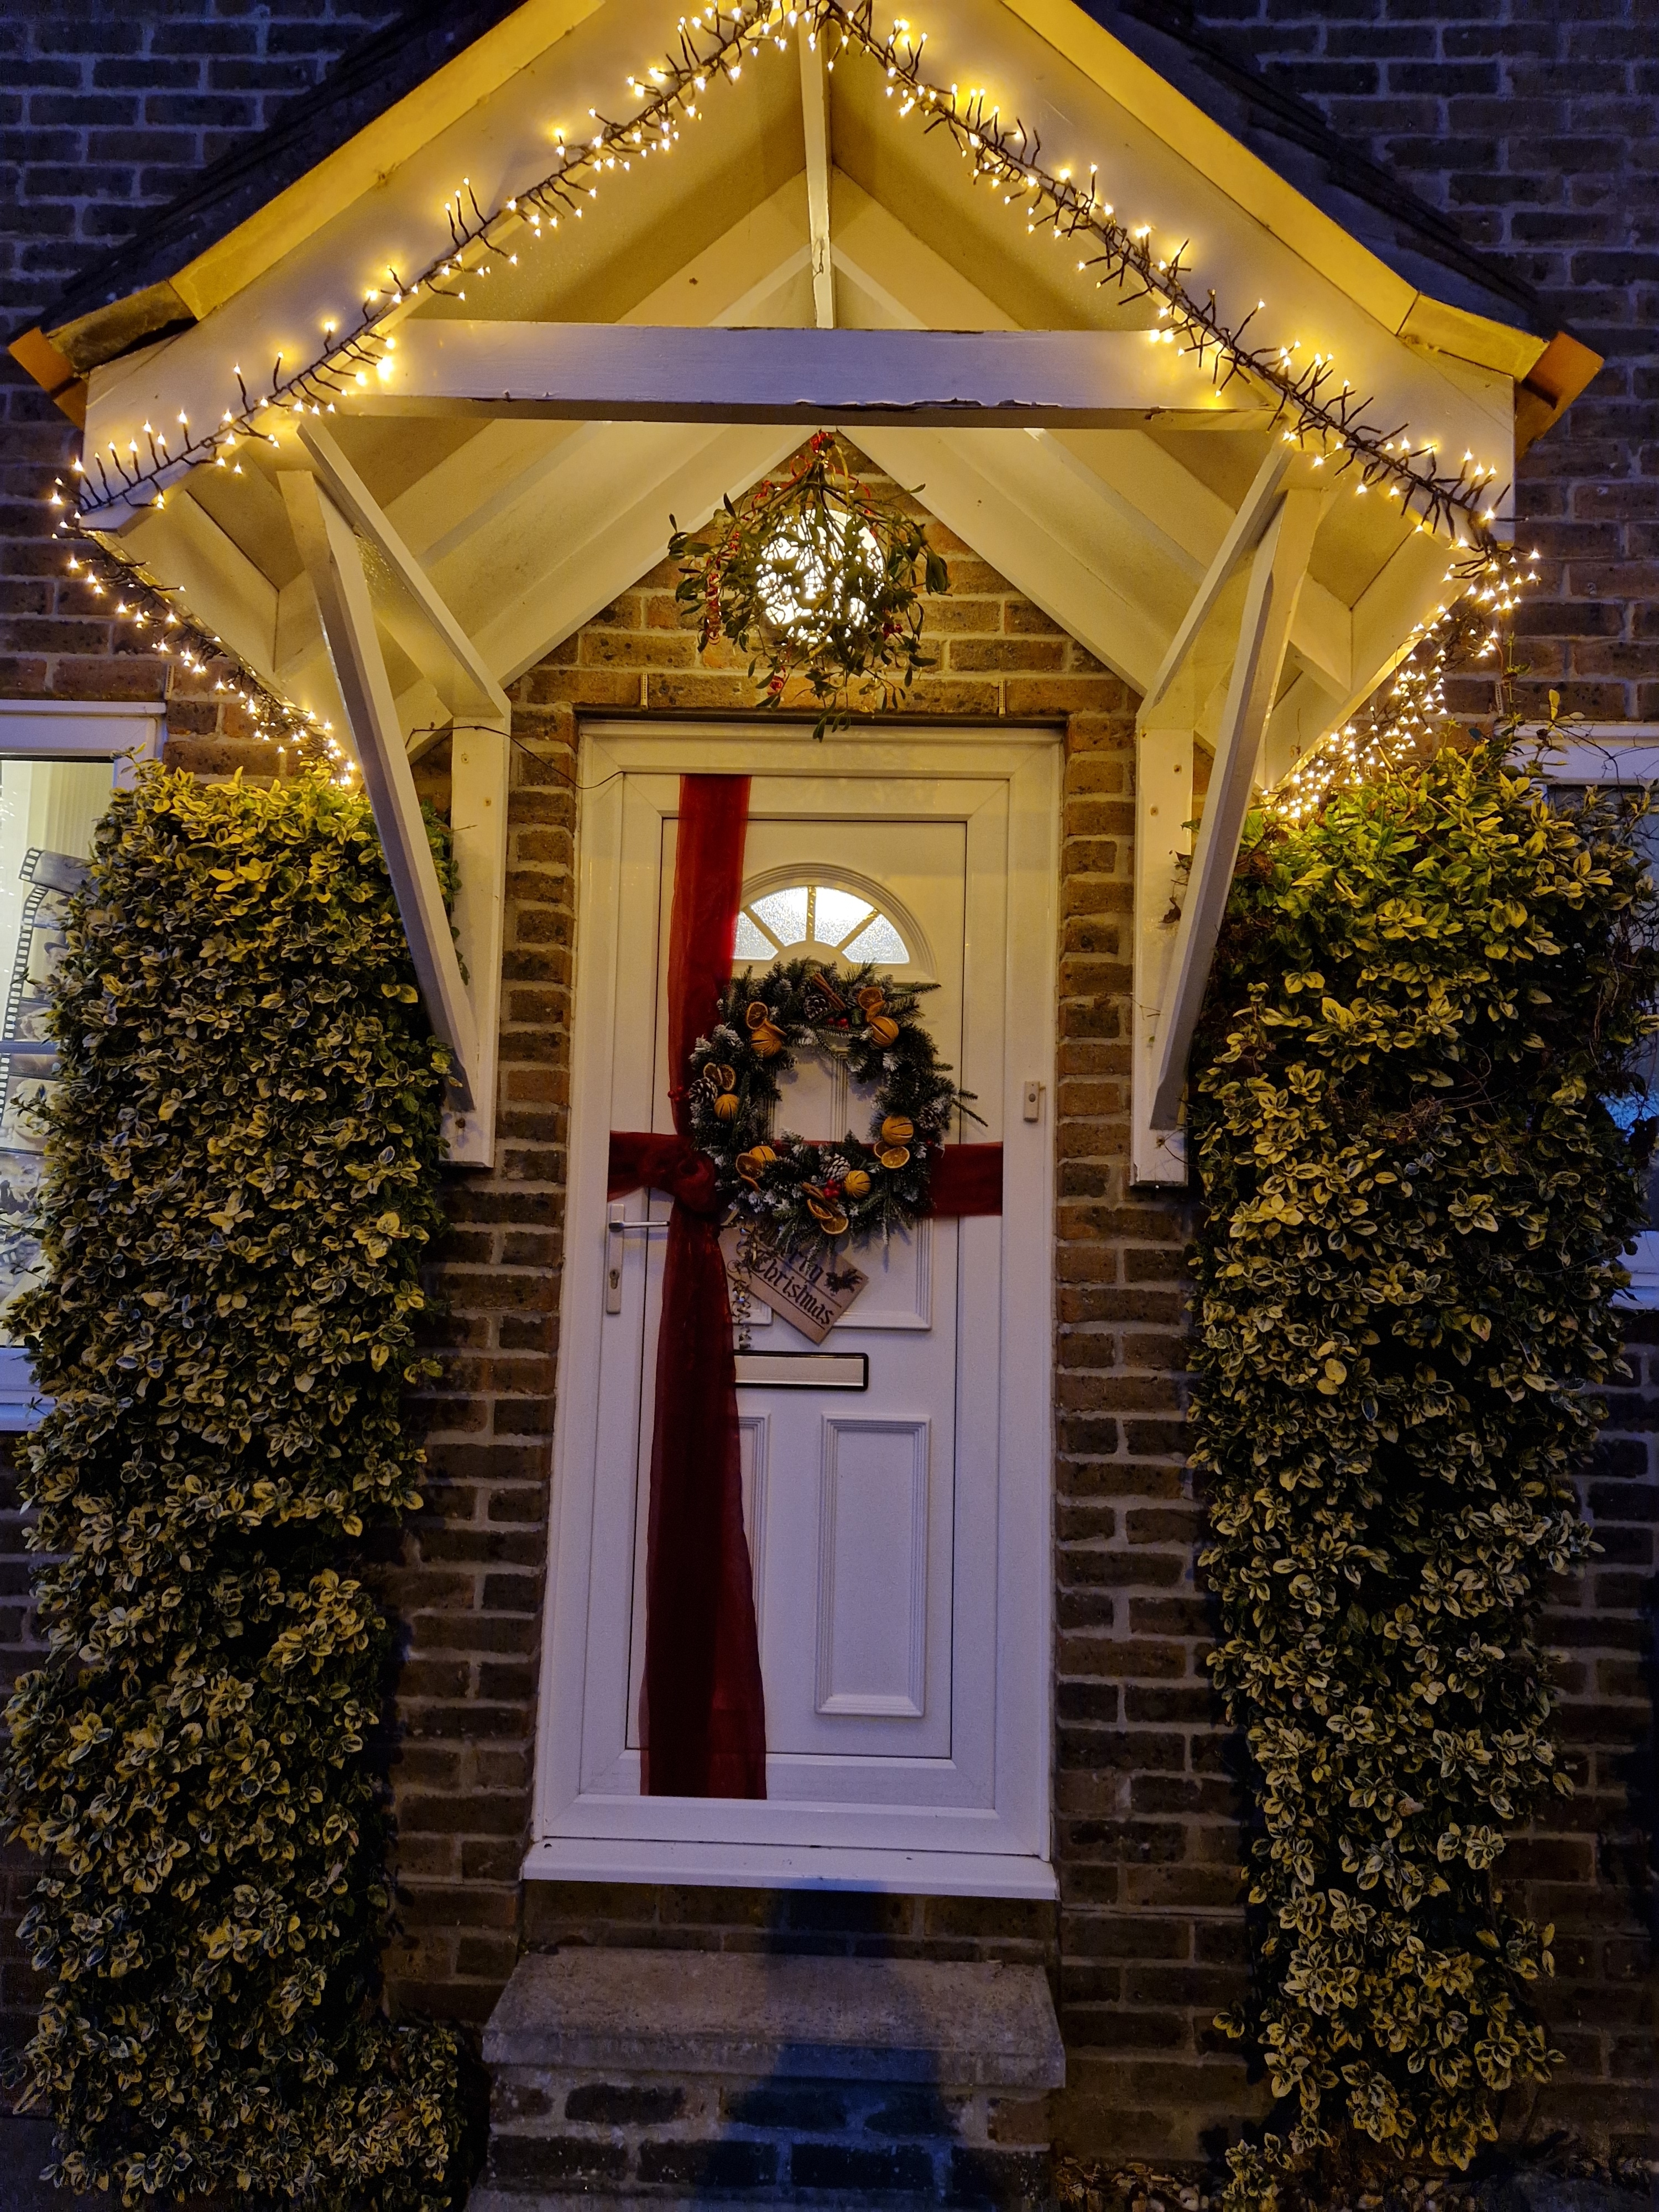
[279,469,503,1166]
[298,420,510,727]
[1144,486,1325,1139]
[1130,723,1194,1186]
[294,424,509,1167]
[1138,446,1292,720]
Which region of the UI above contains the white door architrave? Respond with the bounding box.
[529,722,1060,1898]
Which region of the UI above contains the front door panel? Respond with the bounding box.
[622,813,967,1769]
[535,728,1058,1891]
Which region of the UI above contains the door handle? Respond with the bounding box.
[605,1214,667,1313]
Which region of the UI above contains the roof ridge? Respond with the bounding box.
[31,0,528,346]
[28,0,1556,363]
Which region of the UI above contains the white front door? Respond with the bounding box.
[531,725,1058,1897]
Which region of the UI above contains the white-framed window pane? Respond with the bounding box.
[0,761,103,1378]
[842,914,908,964]
[751,886,808,947]
[736,874,922,977]
[733,912,774,961]
[813,886,873,946]
[0,706,164,1428]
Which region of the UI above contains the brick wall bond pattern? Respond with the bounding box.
[0,1,402,720]
[1178,0,1658,726]
[0,0,1650,2173]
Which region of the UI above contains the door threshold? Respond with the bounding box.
[522,1837,1058,1900]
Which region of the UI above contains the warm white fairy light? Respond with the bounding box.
[51,0,1515,789]
[49,497,348,781]
[1267,543,1541,825]
[64,0,1504,541]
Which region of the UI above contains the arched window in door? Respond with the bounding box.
[732,870,931,979]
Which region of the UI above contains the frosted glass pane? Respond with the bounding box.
[752,886,808,946]
[842,914,907,964]
[733,913,773,961]
[814,886,872,946]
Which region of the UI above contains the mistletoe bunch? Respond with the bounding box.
[686,957,974,1253]
[669,434,951,734]
[1188,743,1659,2209]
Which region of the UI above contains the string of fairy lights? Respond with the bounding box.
[46,0,1526,791]
[49,526,343,771]
[1269,542,1541,823]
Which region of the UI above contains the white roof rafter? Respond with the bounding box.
[62,0,1548,1182]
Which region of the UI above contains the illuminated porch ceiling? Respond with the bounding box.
[9,0,1600,1179]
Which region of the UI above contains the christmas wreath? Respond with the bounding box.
[686,958,977,1254]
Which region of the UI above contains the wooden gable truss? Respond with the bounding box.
[29,0,1592,1175]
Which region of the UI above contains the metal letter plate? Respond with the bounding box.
[733,1352,869,1391]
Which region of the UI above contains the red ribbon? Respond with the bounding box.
[610,1136,1004,1214]
[634,776,766,1798]
[606,775,1005,1799]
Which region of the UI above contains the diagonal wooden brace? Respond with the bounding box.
[279,469,485,1135]
[1145,484,1326,1141]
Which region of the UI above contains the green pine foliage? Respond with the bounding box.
[1188,743,1658,2210]
[2,767,464,2206]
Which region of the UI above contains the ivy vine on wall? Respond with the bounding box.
[2,768,463,2207]
[1189,743,1658,2209]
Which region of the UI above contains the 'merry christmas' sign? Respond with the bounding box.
[722,1228,867,1344]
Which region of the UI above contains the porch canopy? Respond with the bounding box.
[12,0,1597,1176]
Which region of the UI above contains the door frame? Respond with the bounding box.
[527,722,1061,1898]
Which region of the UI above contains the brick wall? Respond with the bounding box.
[382,487,1143,2035]
[0,0,1651,2178]
[0,1,401,717]
[1179,0,1657,723]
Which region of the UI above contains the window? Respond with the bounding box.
[1538,727,1659,1308]
[733,874,924,973]
[0,703,165,1427]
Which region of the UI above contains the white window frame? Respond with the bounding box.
[0,701,167,1428]
[1534,724,1659,1309]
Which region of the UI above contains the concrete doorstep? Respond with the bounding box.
[471,1948,1067,2209]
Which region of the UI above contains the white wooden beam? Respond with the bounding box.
[1138,447,1293,720]
[819,191,1347,697]
[348,321,1264,428]
[297,420,510,723]
[445,718,509,1168]
[1147,487,1325,1133]
[294,422,509,1162]
[799,23,835,331]
[858,424,1175,690]
[278,444,507,1159]
[278,471,484,1140]
[1131,724,1194,1184]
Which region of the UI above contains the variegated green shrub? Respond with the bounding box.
[1190,743,1657,2210]
[2,767,463,2206]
